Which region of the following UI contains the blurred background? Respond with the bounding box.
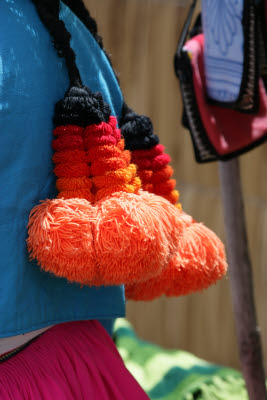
[85,0,267,370]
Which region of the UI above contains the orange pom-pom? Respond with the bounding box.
[126,213,227,301]
[93,191,186,285]
[27,198,98,285]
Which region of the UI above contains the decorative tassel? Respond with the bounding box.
[27,87,98,284]
[84,115,186,284]
[126,213,227,300]
[27,87,188,286]
[121,108,227,300]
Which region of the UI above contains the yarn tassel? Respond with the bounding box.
[84,116,186,284]
[121,108,227,300]
[126,213,227,300]
[27,86,101,284]
[27,87,188,286]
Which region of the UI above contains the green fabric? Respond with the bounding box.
[113,319,249,400]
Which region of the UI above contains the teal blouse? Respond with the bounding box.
[0,0,125,337]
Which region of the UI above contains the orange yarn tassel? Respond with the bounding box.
[27,125,98,284]
[82,117,188,285]
[126,213,227,301]
[125,144,227,300]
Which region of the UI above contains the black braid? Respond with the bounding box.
[32,0,111,126]
[62,0,104,50]
[120,103,160,150]
[32,0,82,87]
[33,0,157,143]
[61,0,157,150]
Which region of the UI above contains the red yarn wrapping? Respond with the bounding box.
[86,145,122,162]
[90,153,131,176]
[53,125,84,137]
[54,162,90,178]
[83,117,140,199]
[53,135,84,152]
[151,166,174,183]
[52,125,93,199]
[138,170,153,183]
[92,165,137,188]
[131,144,165,160]
[131,144,179,206]
[53,150,87,164]
[56,177,92,192]
[153,179,176,195]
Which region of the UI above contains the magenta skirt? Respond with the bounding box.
[0,320,149,399]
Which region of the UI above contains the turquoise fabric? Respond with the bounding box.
[0,0,125,338]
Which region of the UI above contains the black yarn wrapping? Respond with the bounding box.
[120,110,159,150]
[54,86,111,127]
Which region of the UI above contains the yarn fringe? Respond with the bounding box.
[125,213,227,301]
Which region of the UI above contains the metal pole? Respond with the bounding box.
[219,158,267,400]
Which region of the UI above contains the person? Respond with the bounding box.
[0,0,150,398]
[0,0,227,397]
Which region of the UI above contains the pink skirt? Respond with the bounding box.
[0,320,149,399]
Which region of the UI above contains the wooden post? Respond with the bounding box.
[219,158,267,400]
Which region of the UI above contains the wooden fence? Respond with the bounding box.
[85,0,267,370]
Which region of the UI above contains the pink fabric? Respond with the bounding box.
[0,320,149,400]
[184,34,267,156]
